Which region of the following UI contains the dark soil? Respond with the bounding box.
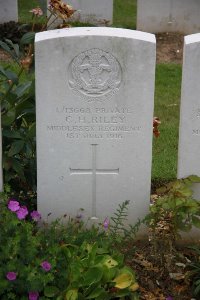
[156,32,184,64]
[123,239,196,300]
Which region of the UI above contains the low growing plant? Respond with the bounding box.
[0,191,139,299]
[0,0,76,193]
[108,200,145,248]
[146,175,200,266]
[188,245,200,298]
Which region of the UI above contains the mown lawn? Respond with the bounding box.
[153,64,182,181]
[15,0,182,182]
[113,0,137,29]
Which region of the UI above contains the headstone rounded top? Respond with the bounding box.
[185,33,200,45]
[35,27,156,44]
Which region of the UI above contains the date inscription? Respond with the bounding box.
[47,106,142,140]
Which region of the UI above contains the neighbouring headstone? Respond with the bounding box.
[178,34,200,240]
[68,0,113,24]
[0,0,18,23]
[47,0,113,28]
[35,27,156,225]
[178,33,200,198]
[137,0,200,34]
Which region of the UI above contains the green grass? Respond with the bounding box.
[113,0,137,29]
[18,0,137,28]
[152,64,182,181]
[18,0,45,24]
[1,61,34,83]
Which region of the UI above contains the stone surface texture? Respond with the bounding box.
[178,33,200,200]
[137,0,200,34]
[35,27,156,224]
[69,0,113,24]
[0,0,18,23]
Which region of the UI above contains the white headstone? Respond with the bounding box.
[178,35,200,240]
[35,27,156,224]
[178,33,200,197]
[0,0,18,23]
[47,0,113,28]
[137,0,200,34]
[69,0,113,24]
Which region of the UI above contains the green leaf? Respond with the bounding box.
[44,286,59,298]
[15,99,35,117]
[113,267,135,289]
[194,281,200,296]
[8,141,24,157]
[187,175,200,183]
[3,129,21,139]
[4,170,15,182]
[15,81,32,97]
[94,254,118,269]
[27,122,36,139]
[114,288,130,297]
[95,291,109,300]
[12,158,25,180]
[177,187,193,198]
[86,287,105,299]
[113,273,133,289]
[4,39,19,57]
[65,289,78,300]
[0,279,9,291]
[2,108,16,126]
[61,245,72,258]
[20,32,35,45]
[102,266,117,282]
[4,91,18,106]
[5,70,18,84]
[0,65,8,78]
[0,41,12,54]
[103,256,118,268]
[0,65,18,83]
[83,267,103,286]
[192,216,200,228]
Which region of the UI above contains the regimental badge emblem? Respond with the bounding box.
[69,48,122,102]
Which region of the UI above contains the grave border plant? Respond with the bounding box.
[0,186,140,300]
[0,0,76,193]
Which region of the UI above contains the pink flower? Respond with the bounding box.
[8,200,20,212]
[30,211,41,222]
[16,206,28,220]
[29,291,39,300]
[166,297,173,300]
[41,261,51,272]
[29,7,43,16]
[6,272,17,281]
[103,217,110,230]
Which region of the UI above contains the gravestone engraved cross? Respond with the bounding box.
[69,144,119,218]
[36,27,156,225]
